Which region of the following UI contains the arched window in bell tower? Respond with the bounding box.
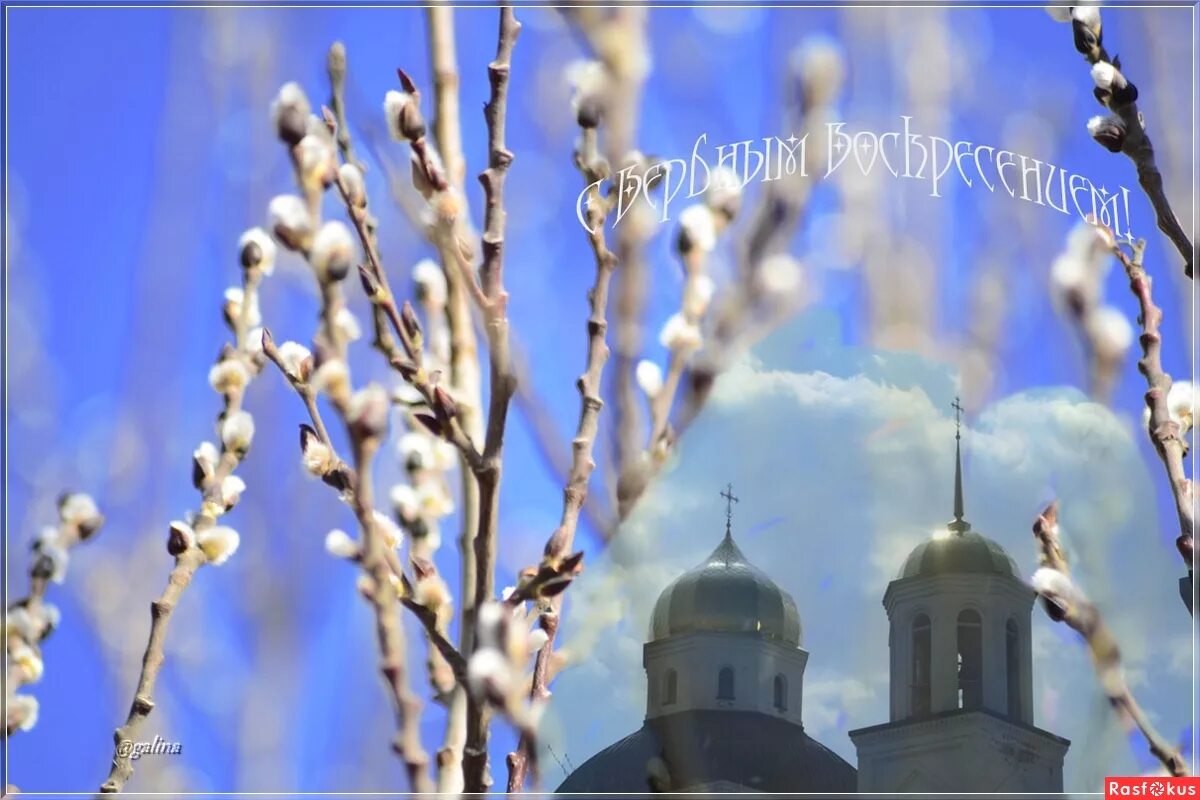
[956,609,983,709]
[1006,618,1020,718]
[773,674,788,711]
[717,666,735,701]
[911,614,931,717]
[663,669,678,706]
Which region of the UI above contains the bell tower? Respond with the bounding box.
[850,399,1069,793]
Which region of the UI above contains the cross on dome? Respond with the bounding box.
[950,396,970,534]
[721,483,739,540]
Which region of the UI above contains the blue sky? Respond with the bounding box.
[4,4,1195,793]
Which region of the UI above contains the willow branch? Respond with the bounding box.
[687,43,841,418]
[5,496,104,736]
[1107,235,1194,585]
[1063,8,1195,278]
[612,42,843,523]
[421,34,483,791]
[261,332,468,687]
[325,126,485,473]
[509,332,616,534]
[101,252,268,793]
[427,7,466,191]
[327,42,364,173]
[464,9,521,794]
[350,432,431,792]
[506,122,619,793]
[271,91,435,788]
[564,8,650,516]
[1031,503,1188,775]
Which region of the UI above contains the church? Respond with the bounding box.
[557,404,1069,793]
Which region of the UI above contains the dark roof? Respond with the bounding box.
[555,710,856,794]
[649,533,802,646]
[897,530,1018,581]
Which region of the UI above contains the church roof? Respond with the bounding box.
[649,531,802,646]
[897,529,1019,580]
[555,709,856,793]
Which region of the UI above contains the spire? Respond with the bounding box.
[720,483,739,542]
[949,397,970,534]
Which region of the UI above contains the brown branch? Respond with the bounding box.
[347,57,489,697]
[325,125,486,474]
[326,42,364,174]
[506,614,559,792]
[260,333,469,691]
[419,16,492,633]
[350,431,432,792]
[506,122,619,793]
[1031,502,1189,775]
[101,252,268,792]
[271,86,435,789]
[564,8,651,522]
[464,9,521,794]
[1107,234,1194,589]
[426,7,466,191]
[1063,8,1195,278]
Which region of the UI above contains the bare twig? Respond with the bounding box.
[463,9,521,794]
[1031,502,1188,775]
[420,34,484,791]
[427,7,466,191]
[506,121,619,793]
[563,8,651,520]
[327,42,364,174]
[1105,233,1194,594]
[509,334,616,533]
[350,424,432,792]
[423,21,488,673]
[1056,6,1195,278]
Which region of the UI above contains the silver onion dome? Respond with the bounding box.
[649,531,802,646]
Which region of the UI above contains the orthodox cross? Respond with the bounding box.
[949,396,969,533]
[721,483,739,539]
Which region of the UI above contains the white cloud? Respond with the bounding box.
[544,319,1190,790]
[804,670,883,737]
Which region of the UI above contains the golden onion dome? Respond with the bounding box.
[649,531,802,646]
[897,400,1019,581]
[897,529,1018,580]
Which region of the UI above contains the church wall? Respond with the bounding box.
[851,712,1067,792]
[643,632,809,726]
